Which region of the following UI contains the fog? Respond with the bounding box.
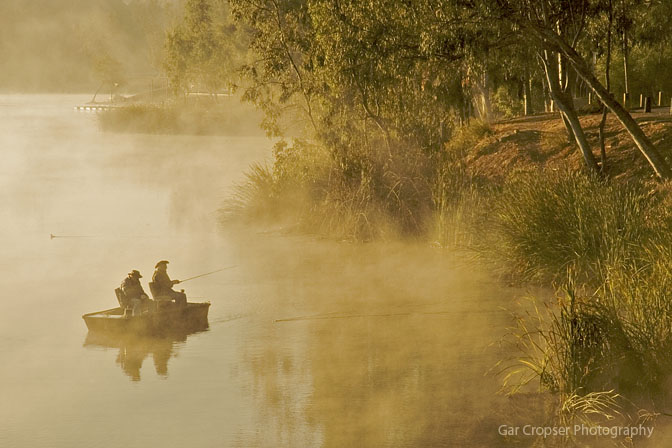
[0,95,561,447]
[0,1,174,93]
[4,2,672,445]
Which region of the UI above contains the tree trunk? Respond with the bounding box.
[560,56,578,143]
[542,81,551,112]
[560,106,599,172]
[474,70,492,122]
[622,27,629,101]
[598,107,608,171]
[541,50,599,172]
[599,0,614,173]
[533,27,672,179]
[524,71,533,115]
[561,112,576,143]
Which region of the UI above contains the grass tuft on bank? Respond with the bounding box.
[491,171,659,283]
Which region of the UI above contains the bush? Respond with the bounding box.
[498,173,672,418]
[491,170,657,283]
[98,101,262,135]
[223,136,441,240]
[492,86,524,119]
[432,121,493,247]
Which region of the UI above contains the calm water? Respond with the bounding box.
[0,95,562,447]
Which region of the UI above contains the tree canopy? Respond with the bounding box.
[215,0,672,177]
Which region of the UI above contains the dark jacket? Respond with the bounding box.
[152,269,175,294]
[121,276,147,301]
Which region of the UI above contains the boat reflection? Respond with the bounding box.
[83,327,208,381]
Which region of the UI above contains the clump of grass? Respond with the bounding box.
[221,140,330,227]
[502,280,624,396]
[432,121,494,247]
[491,170,657,283]
[494,170,672,420]
[220,162,277,223]
[501,241,672,423]
[502,272,672,423]
[596,247,672,393]
[445,119,492,157]
[223,137,439,240]
[500,282,639,430]
[540,131,569,153]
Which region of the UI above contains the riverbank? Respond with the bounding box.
[223,109,672,438]
[97,99,264,136]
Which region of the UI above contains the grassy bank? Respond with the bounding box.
[222,112,672,425]
[98,100,263,136]
[497,172,672,419]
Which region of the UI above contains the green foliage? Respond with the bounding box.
[491,171,656,283]
[97,101,262,135]
[231,0,508,144]
[225,137,438,240]
[165,0,248,95]
[492,86,523,119]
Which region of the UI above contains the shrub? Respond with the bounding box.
[500,184,672,419]
[492,86,524,119]
[98,102,262,135]
[491,170,657,283]
[223,135,441,240]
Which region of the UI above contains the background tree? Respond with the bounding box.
[228,0,672,178]
[166,0,248,97]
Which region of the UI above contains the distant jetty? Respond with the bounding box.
[74,104,122,112]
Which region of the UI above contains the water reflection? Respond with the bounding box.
[225,237,562,448]
[83,328,208,381]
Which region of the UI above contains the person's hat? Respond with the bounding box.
[130,270,142,278]
[155,260,170,268]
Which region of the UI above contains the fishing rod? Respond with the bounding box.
[179,266,237,283]
[50,233,93,239]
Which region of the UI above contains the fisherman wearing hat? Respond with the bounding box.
[120,270,151,315]
[152,260,187,306]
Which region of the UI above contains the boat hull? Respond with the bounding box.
[83,302,210,334]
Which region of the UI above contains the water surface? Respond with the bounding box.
[1,95,549,447]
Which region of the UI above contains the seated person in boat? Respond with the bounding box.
[151,260,187,306]
[120,270,152,314]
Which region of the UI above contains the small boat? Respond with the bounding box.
[82,302,211,334]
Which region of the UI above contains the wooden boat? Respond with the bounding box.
[82,302,210,334]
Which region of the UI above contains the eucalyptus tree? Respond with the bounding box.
[626,0,672,101]
[308,0,472,151]
[165,0,245,96]
[229,0,320,135]
[584,0,615,170]
[490,0,672,178]
[230,0,672,178]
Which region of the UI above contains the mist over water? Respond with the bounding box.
[1,95,554,447]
